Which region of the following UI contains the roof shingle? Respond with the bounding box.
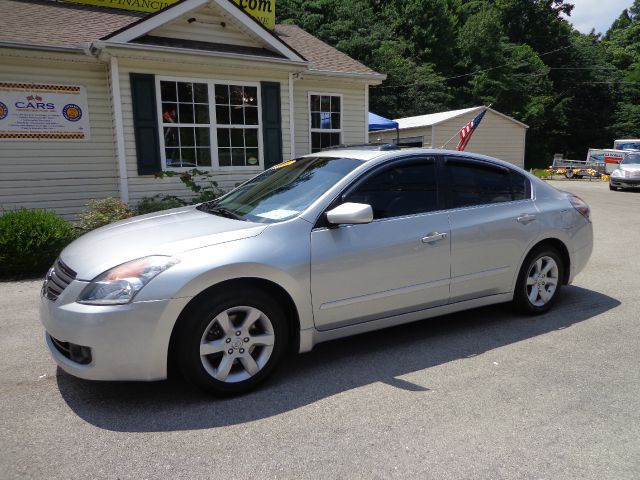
[0,0,381,77]
[274,24,380,76]
[0,0,142,49]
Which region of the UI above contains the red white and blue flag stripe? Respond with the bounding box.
[456,109,487,151]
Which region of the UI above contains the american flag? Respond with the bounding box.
[456,109,487,151]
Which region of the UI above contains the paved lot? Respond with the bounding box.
[1,180,639,479]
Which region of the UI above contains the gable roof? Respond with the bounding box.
[393,106,528,130]
[0,0,382,78]
[104,0,305,62]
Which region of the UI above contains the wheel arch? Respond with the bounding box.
[167,277,302,378]
[520,237,571,285]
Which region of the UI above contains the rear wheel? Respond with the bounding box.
[512,247,564,315]
[175,288,289,396]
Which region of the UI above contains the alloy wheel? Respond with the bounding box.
[199,306,275,383]
[525,256,559,307]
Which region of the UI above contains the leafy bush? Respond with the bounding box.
[135,194,186,215]
[154,169,225,204]
[78,197,133,232]
[0,209,77,278]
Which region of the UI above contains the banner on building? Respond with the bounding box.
[67,0,178,13]
[66,0,276,29]
[0,82,91,141]
[231,0,275,29]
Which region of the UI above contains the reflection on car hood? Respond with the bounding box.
[619,164,640,172]
[61,206,267,280]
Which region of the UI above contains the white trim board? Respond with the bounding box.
[105,0,305,63]
[155,75,265,172]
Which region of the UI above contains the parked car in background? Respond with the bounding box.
[40,148,593,395]
[610,152,640,191]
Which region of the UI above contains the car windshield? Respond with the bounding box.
[622,153,640,165]
[198,156,362,223]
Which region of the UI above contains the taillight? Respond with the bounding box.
[569,194,590,221]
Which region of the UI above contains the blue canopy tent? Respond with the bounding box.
[368,112,399,143]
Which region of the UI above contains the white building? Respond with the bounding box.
[0,0,384,218]
[372,106,528,167]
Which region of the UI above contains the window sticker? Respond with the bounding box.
[255,209,299,220]
[272,160,297,169]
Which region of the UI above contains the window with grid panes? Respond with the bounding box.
[215,84,260,167]
[160,81,211,168]
[310,94,342,153]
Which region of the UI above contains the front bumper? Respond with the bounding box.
[40,280,190,381]
[610,178,640,188]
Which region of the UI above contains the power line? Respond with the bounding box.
[371,44,590,90]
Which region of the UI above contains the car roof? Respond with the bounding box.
[301,147,523,171]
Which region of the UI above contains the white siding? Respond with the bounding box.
[0,49,118,220]
[293,77,367,156]
[150,5,266,49]
[116,55,293,205]
[372,126,433,147]
[433,110,526,167]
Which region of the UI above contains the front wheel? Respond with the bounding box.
[512,248,564,315]
[175,288,289,396]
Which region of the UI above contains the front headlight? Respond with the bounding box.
[611,169,625,178]
[77,256,180,305]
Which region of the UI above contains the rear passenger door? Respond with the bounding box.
[444,157,539,303]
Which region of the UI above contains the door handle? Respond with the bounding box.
[421,232,448,244]
[516,214,537,225]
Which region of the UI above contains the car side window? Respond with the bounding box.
[446,159,513,208]
[510,170,530,200]
[344,160,438,219]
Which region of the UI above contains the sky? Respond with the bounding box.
[564,0,634,34]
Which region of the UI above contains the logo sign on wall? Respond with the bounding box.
[66,0,276,29]
[0,82,91,141]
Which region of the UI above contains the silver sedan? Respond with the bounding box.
[40,148,593,395]
[610,152,640,190]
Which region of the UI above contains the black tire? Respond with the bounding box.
[609,183,616,191]
[564,170,574,179]
[175,287,289,396]
[512,247,564,315]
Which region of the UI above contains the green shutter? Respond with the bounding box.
[260,82,283,168]
[130,73,161,175]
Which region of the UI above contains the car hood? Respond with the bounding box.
[619,164,640,172]
[61,206,267,280]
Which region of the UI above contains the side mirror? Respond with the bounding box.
[326,202,373,226]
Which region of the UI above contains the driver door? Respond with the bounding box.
[310,157,451,330]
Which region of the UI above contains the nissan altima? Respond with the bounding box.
[40,148,593,395]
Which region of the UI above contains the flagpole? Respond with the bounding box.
[439,104,492,149]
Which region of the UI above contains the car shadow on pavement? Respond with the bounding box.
[57,285,620,432]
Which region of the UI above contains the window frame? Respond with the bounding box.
[155,76,264,172]
[308,91,343,153]
[442,155,533,211]
[314,155,445,229]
